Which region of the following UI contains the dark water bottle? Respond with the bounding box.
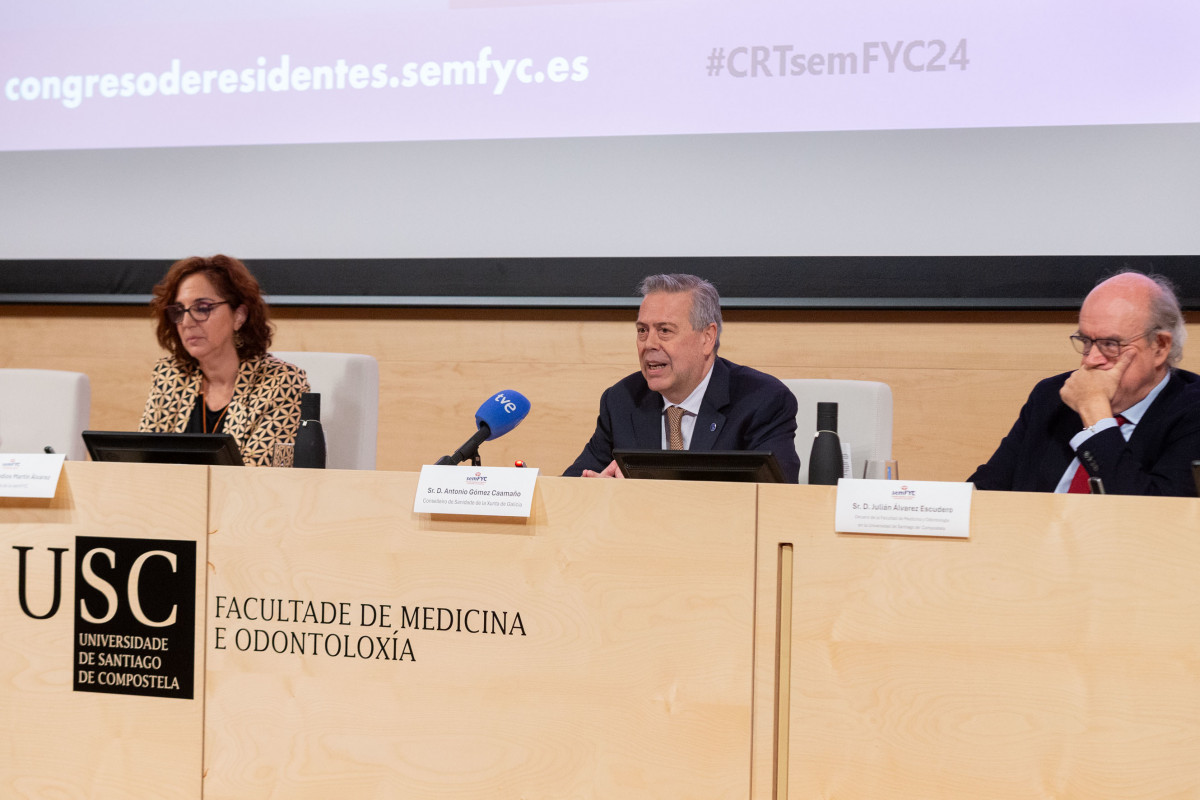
[807,401,842,485]
[294,392,326,469]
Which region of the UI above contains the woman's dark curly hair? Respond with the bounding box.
[150,254,273,368]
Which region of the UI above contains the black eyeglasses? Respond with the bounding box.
[1069,330,1154,359]
[165,300,229,324]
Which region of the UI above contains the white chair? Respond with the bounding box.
[781,379,893,484]
[0,369,91,462]
[272,352,379,470]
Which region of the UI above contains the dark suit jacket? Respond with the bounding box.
[563,357,801,482]
[968,369,1200,496]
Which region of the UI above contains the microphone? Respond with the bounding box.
[435,390,531,466]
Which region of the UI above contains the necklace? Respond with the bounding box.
[201,395,230,433]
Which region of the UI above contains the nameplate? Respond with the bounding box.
[414,465,540,518]
[834,478,973,538]
[0,453,66,498]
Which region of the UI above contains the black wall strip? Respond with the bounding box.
[3,255,1198,310]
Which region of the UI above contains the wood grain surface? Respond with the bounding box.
[204,469,758,799]
[0,461,207,800]
[0,303,1154,482]
[755,484,1200,799]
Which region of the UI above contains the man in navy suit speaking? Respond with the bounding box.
[970,271,1200,496]
[563,273,801,482]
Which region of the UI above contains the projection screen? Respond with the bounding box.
[2,0,1198,307]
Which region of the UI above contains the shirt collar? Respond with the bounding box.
[1120,371,1171,425]
[662,362,715,417]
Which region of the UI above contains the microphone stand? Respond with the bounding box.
[435,422,492,466]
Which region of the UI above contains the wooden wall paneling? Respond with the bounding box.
[2,305,1194,481]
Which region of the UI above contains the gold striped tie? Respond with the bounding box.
[667,406,686,450]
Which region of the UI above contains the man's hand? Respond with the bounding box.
[582,460,624,479]
[1060,348,1136,427]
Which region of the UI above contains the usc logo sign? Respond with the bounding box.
[11,536,196,700]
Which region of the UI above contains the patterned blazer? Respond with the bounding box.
[138,354,310,466]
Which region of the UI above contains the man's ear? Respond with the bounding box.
[1152,330,1172,367]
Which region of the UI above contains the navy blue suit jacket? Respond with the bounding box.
[968,369,1200,496]
[563,357,801,482]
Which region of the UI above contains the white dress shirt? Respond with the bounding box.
[660,363,715,450]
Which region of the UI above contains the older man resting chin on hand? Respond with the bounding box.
[970,271,1200,496]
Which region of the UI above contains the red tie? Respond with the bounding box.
[1067,414,1128,494]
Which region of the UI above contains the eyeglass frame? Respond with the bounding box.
[165,300,230,325]
[1068,329,1158,359]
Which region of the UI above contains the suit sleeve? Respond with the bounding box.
[138,358,179,433]
[746,380,801,483]
[562,388,616,477]
[967,397,1032,491]
[237,362,309,467]
[1074,405,1200,496]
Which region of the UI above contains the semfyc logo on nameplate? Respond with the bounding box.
[414,465,539,517]
[0,453,65,498]
[834,478,974,538]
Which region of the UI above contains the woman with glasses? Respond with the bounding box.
[138,254,309,466]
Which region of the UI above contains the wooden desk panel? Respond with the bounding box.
[755,484,1200,800]
[204,470,759,799]
[11,464,1198,798]
[0,462,207,800]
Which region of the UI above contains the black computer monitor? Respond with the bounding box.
[612,449,785,483]
[82,431,244,466]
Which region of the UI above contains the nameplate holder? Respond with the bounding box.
[834,478,973,538]
[414,465,539,518]
[0,453,66,498]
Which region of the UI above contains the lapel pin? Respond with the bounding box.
[709,423,717,432]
